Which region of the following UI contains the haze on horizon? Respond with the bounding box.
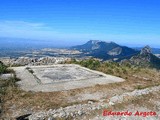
[0,0,160,48]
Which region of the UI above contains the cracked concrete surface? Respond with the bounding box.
[12,64,125,92]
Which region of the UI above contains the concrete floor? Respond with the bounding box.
[12,64,125,92]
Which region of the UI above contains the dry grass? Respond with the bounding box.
[86,91,160,120]
[110,91,160,111]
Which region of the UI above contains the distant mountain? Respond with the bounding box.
[71,40,139,60]
[123,46,160,69]
[133,47,160,54]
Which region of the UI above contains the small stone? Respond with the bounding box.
[91,107,96,110]
[77,110,83,116]
[99,99,105,102]
[48,117,54,120]
[59,111,66,118]
[70,112,76,117]
[53,114,58,118]
[109,101,115,106]
[88,101,93,104]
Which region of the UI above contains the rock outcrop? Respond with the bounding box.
[122,45,160,69]
[140,45,152,55]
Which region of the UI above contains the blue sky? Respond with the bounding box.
[0,0,160,47]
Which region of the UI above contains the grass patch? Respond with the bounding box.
[0,69,21,118]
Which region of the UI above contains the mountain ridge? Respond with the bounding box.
[71,40,139,60]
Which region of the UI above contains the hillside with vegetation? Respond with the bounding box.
[122,46,160,69]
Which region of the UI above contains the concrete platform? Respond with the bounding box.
[12,64,125,92]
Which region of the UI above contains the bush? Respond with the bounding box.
[106,68,114,74]
[0,61,7,74]
[79,59,100,70]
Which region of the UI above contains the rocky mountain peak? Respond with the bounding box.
[122,45,160,69]
[140,45,152,55]
[89,40,101,44]
[88,40,115,44]
[71,40,138,60]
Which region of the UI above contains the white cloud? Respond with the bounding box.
[0,20,95,45]
[0,20,47,30]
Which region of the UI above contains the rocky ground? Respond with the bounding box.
[3,84,160,120]
[28,85,160,120]
[0,57,70,66]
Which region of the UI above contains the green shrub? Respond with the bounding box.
[0,61,7,74]
[79,59,100,70]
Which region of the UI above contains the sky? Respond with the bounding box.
[0,0,160,47]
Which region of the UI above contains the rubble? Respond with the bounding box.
[0,57,71,66]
